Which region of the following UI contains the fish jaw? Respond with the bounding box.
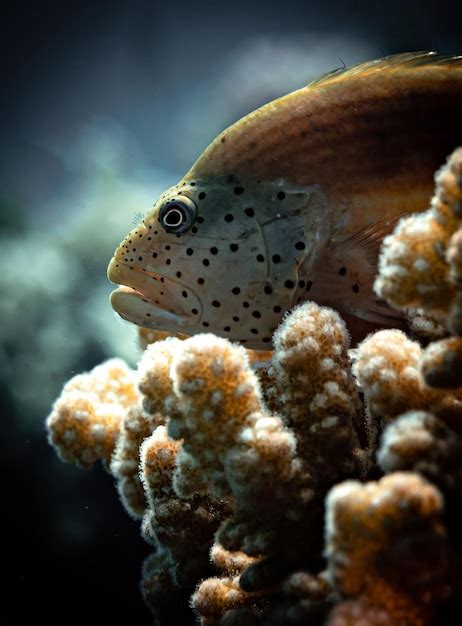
[107,256,201,331]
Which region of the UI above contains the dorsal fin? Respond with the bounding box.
[307,51,462,89]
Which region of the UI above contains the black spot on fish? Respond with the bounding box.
[225,214,234,222]
[273,305,281,313]
[250,328,259,334]
[262,337,271,343]
[192,227,198,233]
[230,244,239,252]
[243,301,250,308]
[233,316,240,322]
[210,247,218,255]
[197,216,204,224]
[256,254,265,262]
[306,281,313,292]
[298,280,305,288]
[277,191,286,200]
[232,287,240,295]
[264,285,273,294]
[198,277,205,285]
[295,241,305,250]
[191,308,198,314]
[186,248,193,256]
[212,300,221,308]
[352,284,360,293]
[182,291,188,298]
[190,182,196,186]
[339,267,347,275]
[234,186,244,195]
[199,192,206,199]
[272,254,281,263]
[138,256,143,261]
[285,280,295,289]
[202,321,209,327]
[223,326,230,332]
[203,258,210,266]
[166,259,171,265]
[245,208,254,217]
[252,311,261,318]
[165,245,171,251]
[176,271,182,278]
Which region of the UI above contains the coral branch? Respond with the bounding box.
[46,358,138,469]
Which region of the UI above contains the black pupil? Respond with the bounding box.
[164,207,184,227]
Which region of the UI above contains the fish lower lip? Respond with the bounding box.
[107,257,201,328]
[110,286,187,327]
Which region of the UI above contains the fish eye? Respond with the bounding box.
[159,197,197,234]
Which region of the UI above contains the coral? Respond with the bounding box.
[110,404,161,518]
[168,333,299,506]
[45,146,462,626]
[374,147,462,317]
[271,302,366,482]
[352,329,462,448]
[46,358,138,469]
[406,308,447,343]
[378,411,462,499]
[325,472,451,626]
[420,337,462,389]
[140,425,229,616]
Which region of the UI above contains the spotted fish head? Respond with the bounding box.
[107,174,329,349]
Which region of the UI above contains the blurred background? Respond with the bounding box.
[1,1,460,623]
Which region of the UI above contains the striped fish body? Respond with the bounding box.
[108,53,462,347]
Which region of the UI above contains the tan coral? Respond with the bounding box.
[168,333,298,503]
[448,229,462,335]
[140,425,229,585]
[137,336,183,416]
[378,411,462,500]
[325,472,450,626]
[271,302,365,479]
[46,358,138,469]
[192,574,263,626]
[374,147,462,316]
[110,405,162,518]
[420,336,462,388]
[353,329,462,444]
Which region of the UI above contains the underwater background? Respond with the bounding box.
[2,1,461,624]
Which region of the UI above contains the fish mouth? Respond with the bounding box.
[107,257,201,329]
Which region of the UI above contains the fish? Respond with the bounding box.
[107,51,462,349]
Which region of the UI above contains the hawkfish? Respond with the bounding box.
[108,51,462,349]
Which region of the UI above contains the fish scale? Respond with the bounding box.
[108,52,462,348]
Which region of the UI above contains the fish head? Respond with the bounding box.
[107,175,329,349]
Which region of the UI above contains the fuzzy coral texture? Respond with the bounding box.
[46,147,462,626]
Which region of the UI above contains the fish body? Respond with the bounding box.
[108,52,462,348]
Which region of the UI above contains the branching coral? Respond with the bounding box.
[45,300,371,626]
[374,148,462,318]
[140,425,230,622]
[352,328,462,450]
[47,358,138,469]
[325,472,451,626]
[378,411,462,498]
[271,303,366,482]
[47,145,462,626]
